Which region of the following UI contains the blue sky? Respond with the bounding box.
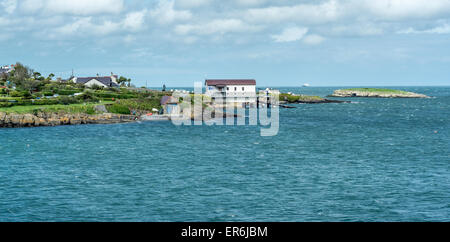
[1,0,449,87]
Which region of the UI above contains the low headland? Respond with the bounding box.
[0,62,172,128]
[0,89,170,128]
[1,63,428,128]
[279,93,350,104]
[329,88,429,98]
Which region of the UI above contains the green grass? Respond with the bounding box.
[106,103,130,114]
[0,97,22,100]
[0,101,113,114]
[116,98,162,112]
[280,93,324,102]
[340,88,410,94]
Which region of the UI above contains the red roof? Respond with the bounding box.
[206,79,256,86]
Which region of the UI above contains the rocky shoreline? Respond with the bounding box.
[280,99,350,104]
[330,89,429,98]
[0,112,137,128]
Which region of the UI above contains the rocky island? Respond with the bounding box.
[280,93,350,104]
[329,88,429,98]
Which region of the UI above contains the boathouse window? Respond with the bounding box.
[242,87,245,91]
[235,87,237,91]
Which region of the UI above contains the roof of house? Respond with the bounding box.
[76,76,119,87]
[205,79,256,86]
[160,96,178,105]
[0,68,11,74]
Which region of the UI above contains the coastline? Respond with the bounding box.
[0,112,137,128]
[329,88,429,98]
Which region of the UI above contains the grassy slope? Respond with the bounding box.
[0,101,114,114]
[279,93,324,102]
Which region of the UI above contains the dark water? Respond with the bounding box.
[0,87,449,221]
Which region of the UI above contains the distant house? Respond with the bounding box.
[72,74,119,88]
[0,65,13,75]
[205,79,257,105]
[160,96,180,115]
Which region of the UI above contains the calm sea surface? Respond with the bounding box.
[0,87,449,221]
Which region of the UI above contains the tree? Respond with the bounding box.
[33,72,41,80]
[90,84,103,90]
[10,62,32,82]
[8,63,40,95]
[46,73,55,81]
[117,76,132,87]
[0,72,8,84]
[118,76,128,86]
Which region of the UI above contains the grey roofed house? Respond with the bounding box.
[160,96,179,105]
[75,76,119,87]
[0,67,12,74]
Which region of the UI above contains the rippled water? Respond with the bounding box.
[0,87,449,221]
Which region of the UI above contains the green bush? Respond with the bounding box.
[10,90,26,97]
[56,89,79,95]
[42,91,54,96]
[57,96,78,105]
[76,91,99,102]
[93,91,137,99]
[32,99,59,105]
[117,98,161,111]
[0,102,13,107]
[106,103,130,114]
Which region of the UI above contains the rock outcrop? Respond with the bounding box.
[280,99,349,104]
[0,112,137,128]
[330,89,429,98]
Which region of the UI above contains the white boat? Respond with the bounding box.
[302,83,310,87]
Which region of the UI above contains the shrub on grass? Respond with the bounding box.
[57,96,78,105]
[10,90,26,97]
[76,91,99,102]
[106,103,130,114]
[56,90,78,96]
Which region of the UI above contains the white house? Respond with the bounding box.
[0,65,13,75]
[205,79,257,106]
[72,74,119,88]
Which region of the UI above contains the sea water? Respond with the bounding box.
[0,87,449,221]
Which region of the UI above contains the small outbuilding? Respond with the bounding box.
[160,96,180,115]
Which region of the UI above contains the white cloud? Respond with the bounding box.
[234,0,268,7]
[302,34,325,45]
[123,10,148,31]
[124,34,136,44]
[398,24,450,34]
[51,17,120,37]
[4,0,450,45]
[48,14,148,38]
[361,0,450,20]
[20,0,124,15]
[330,22,384,36]
[246,0,343,24]
[175,0,211,9]
[1,0,17,14]
[175,19,261,35]
[271,27,308,42]
[150,0,192,24]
